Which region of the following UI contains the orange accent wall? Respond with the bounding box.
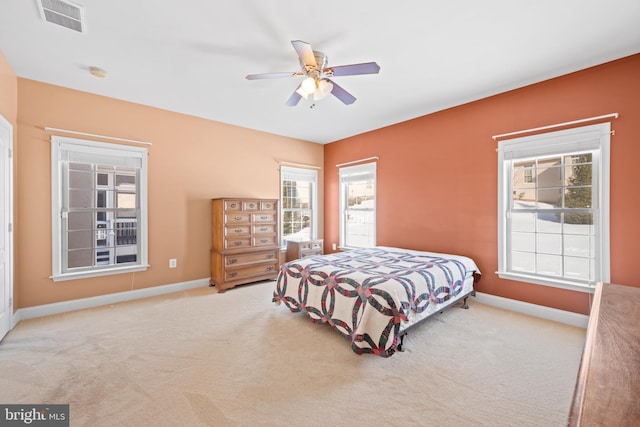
[16,78,323,308]
[324,54,640,315]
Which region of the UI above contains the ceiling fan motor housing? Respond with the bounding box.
[300,51,328,76]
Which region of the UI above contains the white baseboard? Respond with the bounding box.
[10,282,587,331]
[14,278,211,323]
[474,292,589,329]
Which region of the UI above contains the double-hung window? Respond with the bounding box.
[339,162,376,249]
[497,123,610,291]
[280,166,318,246]
[51,136,148,281]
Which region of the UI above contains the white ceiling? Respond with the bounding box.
[1,1,639,144]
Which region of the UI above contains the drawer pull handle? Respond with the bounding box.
[267,266,274,271]
[229,272,237,278]
[260,227,268,232]
[234,216,242,220]
[261,239,268,243]
[228,258,238,264]
[249,203,256,208]
[234,228,243,233]
[230,203,237,208]
[234,241,243,246]
[266,254,274,259]
[260,216,268,220]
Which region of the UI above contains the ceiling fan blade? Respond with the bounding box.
[246,71,302,80]
[326,62,381,77]
[291,40,317,68]
[285,88,303,106]
[329,80,356,105]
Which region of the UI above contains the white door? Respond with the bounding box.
[0,114,13,342]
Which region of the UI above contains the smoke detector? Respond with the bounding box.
[89,66,107,78]
[37,0,86,33]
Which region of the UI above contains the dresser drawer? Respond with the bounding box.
[224,200,243,211]
[300,249,322,258]
[226,213,251,224]
[253,235,278,247]
[225,262,278,282]
[225,225,250,236]
[243,200,261,211]
[253,224,276,234]
[224,251,277,267]
[261,200,276,211]
[224,237,251,250]
[253,213,276,223]
[297,241,323,251]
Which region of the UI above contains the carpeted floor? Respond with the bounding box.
[0,281,586,426]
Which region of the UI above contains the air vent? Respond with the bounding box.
[37,0,85,33]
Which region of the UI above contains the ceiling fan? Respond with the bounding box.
[245,40,380,106]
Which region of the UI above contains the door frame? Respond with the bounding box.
[0,113,13,342]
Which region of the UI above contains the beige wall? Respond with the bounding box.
[0,52,17,124]
[16,78,323,308]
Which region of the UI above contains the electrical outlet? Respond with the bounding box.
[169,258,177,268]
[332,243,337,251]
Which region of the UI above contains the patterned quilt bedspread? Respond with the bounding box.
[273,246,480,357]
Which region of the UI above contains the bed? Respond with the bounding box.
[272,246,481,357]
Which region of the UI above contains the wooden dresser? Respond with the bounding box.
[286,239,323,262]
[567,282,640,426]
[210,198,280,292]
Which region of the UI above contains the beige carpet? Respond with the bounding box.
[0,281,585,427]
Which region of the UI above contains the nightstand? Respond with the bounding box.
[286,239,324,262]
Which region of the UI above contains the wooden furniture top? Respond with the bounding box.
[567,282,640,426]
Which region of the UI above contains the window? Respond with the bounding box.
[523,165,534,183]
[339,162,376,249]
[280,166,317,246]
[497,123,610,291]
[51,136,148,281]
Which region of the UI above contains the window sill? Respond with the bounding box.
[337,246,362,251]
[51,265,150,282]
[496,271,596,294]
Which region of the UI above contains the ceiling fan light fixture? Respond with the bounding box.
[300,77,316,95]
[246,40,380,107]
[295,86,310,99]
[300,77,318,95]
[313,79,333,101]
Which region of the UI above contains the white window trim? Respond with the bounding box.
[497,123,610,293]
[280,166,318,246]
[51,136,149,281]
[339,162,376,250]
